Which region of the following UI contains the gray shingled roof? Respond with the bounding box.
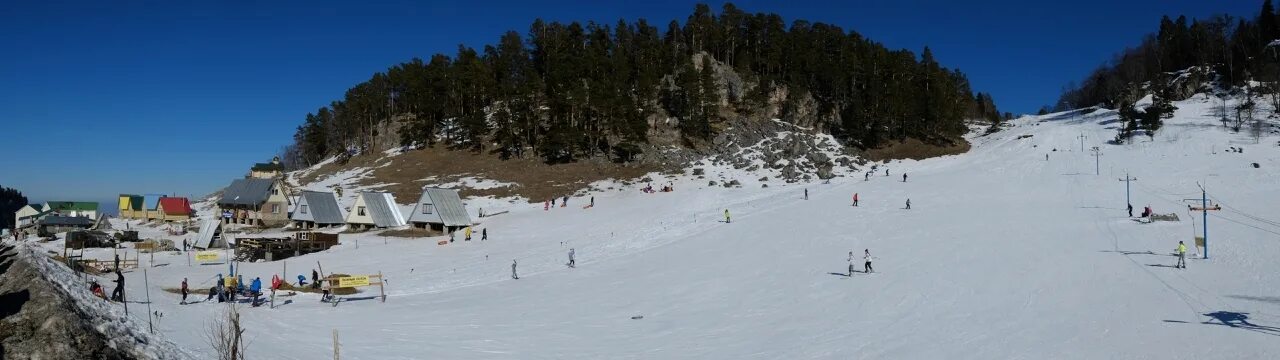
[39,216,95,226]
[360,192,406,228]
[294,191,346,224]
[218,178,276,206]
[409,188,471,227]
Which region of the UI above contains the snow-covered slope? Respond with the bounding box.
[35,93,1280,359]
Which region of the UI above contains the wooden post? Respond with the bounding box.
[332,329,340,360]
[144,268,153,334]
[379,271,386,303]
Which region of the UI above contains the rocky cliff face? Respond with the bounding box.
[0,241,190,360]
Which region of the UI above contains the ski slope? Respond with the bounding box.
[37,94,1280,359]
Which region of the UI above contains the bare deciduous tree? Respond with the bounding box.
[205,305,247,360]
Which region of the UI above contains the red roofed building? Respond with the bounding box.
[156,197,193,222]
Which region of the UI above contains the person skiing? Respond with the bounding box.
[885,168,889,176]
[590,196,595,207]
[1176,241,1187,269]
[853,193,859,207]
[864,172,870,181]
[804,188,809,200]
[1127,203,1134,217]
[311,269,320,289]
[297,274,307,287]
[216,273,226,299]
[1045,153,1049,161]
[111,269,124,302]
[114,253,120,271]
[902,173,907,182]
[544,200,549,211]
[724,209,731,224]
[180,278,189,304]
[905,199,911,210]
[511,260,519,279]
[562,195,568,207]
[250,277,263,305]
[481,228,488,241]
[568,248,576,268]
[864,249,874,273]
[847,251,855,276]
[465,226,472,241]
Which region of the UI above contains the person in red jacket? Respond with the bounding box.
[852,193,859,207]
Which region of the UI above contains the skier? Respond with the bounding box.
[568,248,576,268]
[724,209,731,224]
[902,173,907,182]
[1176,241,1187,269]
[562,195,568,207]
[847,251,855,276]
[110,269,124,302]
[590,196,595,208]
[853,193,859,207]
[512,260,519,279]
[864,172,870,181]
[216,274,226,299]
[864,249,874,273]
[311,269,320,289]
[481,228,488,241]
[1045,153,1049,161]
[905,199,911,210]
[250,277,263,305]
[1127,203,1134,217]
[465,226,472,241]
[297,274,307,287]
[544,200,549,211]
[114,253,120,271]
[804,189,809,200]
[885,168,889,177]
[180,278,189,304]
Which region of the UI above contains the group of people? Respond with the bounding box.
[848,249,874,275]
[642,182,675,194]
[196,273,265,305]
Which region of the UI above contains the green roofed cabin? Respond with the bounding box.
[41,201,99,219]
[118,194,144,219]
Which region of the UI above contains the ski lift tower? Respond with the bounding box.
[1188,182,1221,259]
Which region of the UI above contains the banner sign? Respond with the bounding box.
[335,275,370,288]
[195,251,221,261]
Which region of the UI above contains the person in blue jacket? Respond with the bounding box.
[250,277,263,304]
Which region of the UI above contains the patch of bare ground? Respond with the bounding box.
[353,146,663,203]
[378,228,440,238]
[863,137,971,161]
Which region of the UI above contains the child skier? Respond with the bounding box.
[465,227,472,241]
[180,278,189,304]
[902,173,907,182]
[724,209,731,224]
[905,199,911,210]
[864,249,874,273]
[1176,241,1187,269]
[568,248,576,268]
[482,228,488,241]
[512,260,519,279]
[853,193,859,207]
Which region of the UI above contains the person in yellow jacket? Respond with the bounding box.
[724,209,731,224]
[465,226,472,241]
[1176,241,1187,269]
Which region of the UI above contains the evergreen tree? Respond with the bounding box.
[0,186,28,231]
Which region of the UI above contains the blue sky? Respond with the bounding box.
[0,0,1260,205]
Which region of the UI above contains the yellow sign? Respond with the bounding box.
[195,251,221,261]
[335,276,370,288]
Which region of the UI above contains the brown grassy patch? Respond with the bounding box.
[378,228,439,238]
[864,138,971,161]
[352,146,661,203]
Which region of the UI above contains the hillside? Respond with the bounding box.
[19,89,1280,358]
[280,3,1003,178]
